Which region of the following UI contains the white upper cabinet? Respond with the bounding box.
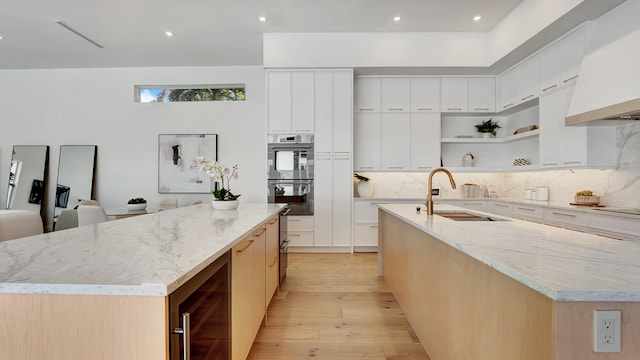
[497,68,518,111]
[539,25,586,93]
[468,78,495,113]
[314,71,333,154]
[539,41,563,94]
[354,112,381,170]
[410,113,441,171]
[381,78,410,112]
[380,113,411,170]
[354,77,381,112]
[517,54,540,104]
[315,70,353,155]
[410,78,440,112]
[267,71,314,134]
[441,78,468,112]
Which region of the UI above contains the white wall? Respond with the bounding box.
[0,66,267,230]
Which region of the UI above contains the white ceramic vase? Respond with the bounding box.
[211,199,239,210]
[357,180,374,198]
[481,132,492,139]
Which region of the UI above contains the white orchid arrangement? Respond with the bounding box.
[190,157,241,201]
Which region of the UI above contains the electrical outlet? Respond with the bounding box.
[431,188,440,197]
[594,310,621,352]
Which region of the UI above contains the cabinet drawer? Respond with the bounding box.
[543,208,588,229]
[590,214,640,237]
[511,205,544,221]
[353,222,379,247]
[288,231,314,246]
[491,202,512,217]
[353,201,379,222]
[288,216,313,231]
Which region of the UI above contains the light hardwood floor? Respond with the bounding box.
[248,253,431,360]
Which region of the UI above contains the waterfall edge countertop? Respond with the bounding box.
[378,203,640,302]
[0,203,285,296]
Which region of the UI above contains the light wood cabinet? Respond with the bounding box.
[381,78,410,112]
[381,113,411,170]
[265,216,279,305]
[355,77,381,112]
[410,112,441,171]
[232,236,254,360]
[267,71,314,134]
[440,77,468,112]
[467,77,495,112]
[251,226,266,336]
[410,78,440,112]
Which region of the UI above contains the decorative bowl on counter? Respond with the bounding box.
[127,203,148,211]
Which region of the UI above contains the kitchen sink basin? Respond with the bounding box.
[434,211,506,221]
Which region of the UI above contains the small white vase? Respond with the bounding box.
[481,132,492,139]
[211,199,239,210]
[357,180,374,198]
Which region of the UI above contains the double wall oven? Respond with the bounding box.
[267,134,314,216]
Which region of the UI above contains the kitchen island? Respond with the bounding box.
[378,203,640,360]
[0,202,285,359]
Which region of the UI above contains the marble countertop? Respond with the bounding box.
[378,203,640,302]
[0,203,285,296]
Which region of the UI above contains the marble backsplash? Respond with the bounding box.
[355,122,640,208]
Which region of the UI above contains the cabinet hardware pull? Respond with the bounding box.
[563,161,582,165]
[359,108,374,111]
[552,211,576,218]
[521,95,535,101]
[388,166,403,169]
[517,207,535,211]
[172,312,191,360]
[503,103,514,108]
[474,108,490,111]
[268,218,278,225]
[496,204,508,207]
[417,166,432,169]
[541,162,558,166]
[542,84,558,92]
[369,225,379,228]
[447,108,462,111]
[334,151,351,154]
[593,232,623,241]
[288,234,300,237]
[417,108,433,111]
[294,129,312,132]
[269,255,279,267]
[289,219,300,222]
[254,229,266,237]
[388,108,404,111]
[359,166,374,169]
[236,240,255,253]
[563,75,579,83]
[271,130,289,133]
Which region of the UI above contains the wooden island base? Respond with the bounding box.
[379,211,640,360]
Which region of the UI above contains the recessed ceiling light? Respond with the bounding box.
[393,16,401,22]
[0,36,3,40]
[165,31,174,37]
[473,15,482,21]
[259,16,267,22]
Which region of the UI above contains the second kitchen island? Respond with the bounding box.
[379,203,640,360]
[0,203,285,360]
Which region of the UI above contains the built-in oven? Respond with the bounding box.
[267,134,314,215]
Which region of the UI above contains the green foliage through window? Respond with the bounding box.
[137,86,246,103]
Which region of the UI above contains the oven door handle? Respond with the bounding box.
[281,207,292,216]
[269,145,313,150]
[269,180,313,185]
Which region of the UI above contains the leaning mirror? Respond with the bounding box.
[53,145,97,223]
[6,145,50,221]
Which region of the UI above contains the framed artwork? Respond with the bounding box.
[158,134,218,193]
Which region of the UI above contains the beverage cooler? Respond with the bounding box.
[169,251,230,360]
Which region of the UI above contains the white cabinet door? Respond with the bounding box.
[410,78,440,112]
[354,112,381,170]
[313,156,333,246]
[353,222,378,247]
[410,113,441,171]
[332,156,352,246]
[267,72,292,133]
[291,72,314,133]
[468,78,495,113]
[314,71,333,154]
[538,90,563,168]
[381,113,410,170]
[559,84,587,167]
[560,25,586,85]
[332,71,353,154]
[355,77,380,112]
[441,78,468,112]
[517,54,540,103]
[381,78,410,112]
[539,41,562,94]
[490,202,512,217]
[497,68,518,111]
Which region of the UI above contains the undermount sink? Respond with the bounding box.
[433,211,506,221]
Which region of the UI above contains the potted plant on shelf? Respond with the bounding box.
[474,118,501,138]
[354,173,374,198]
[127,197,147,210]
[190,157,241,210]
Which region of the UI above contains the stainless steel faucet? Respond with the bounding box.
[425,167,457,215]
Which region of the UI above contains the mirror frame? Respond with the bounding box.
[6,145,50,225]
[52,145,97,226]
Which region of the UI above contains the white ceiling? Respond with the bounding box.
[0,0,526,69]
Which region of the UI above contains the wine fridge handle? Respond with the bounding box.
[172,312,191,360]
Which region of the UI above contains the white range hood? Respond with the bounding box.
[566,0,640,126]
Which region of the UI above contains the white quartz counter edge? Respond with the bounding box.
[378,203,640,302]
[0,203,285,297]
